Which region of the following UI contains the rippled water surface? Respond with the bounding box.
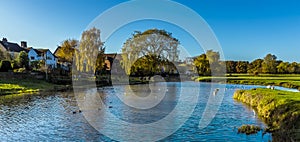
[0,82,272,141]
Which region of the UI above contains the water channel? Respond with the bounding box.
[0,82,275,141]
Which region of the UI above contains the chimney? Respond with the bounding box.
[21,41,27,48]
[2,38,7,42]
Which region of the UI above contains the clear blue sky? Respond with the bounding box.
[0,0,300,62]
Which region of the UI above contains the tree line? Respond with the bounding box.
[4,27,296,77]
[193,51,300,75]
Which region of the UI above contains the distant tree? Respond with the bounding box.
[225,61,237,73]
[206,50,220,63]
[121,29,179,75]
[262,54,277,74]
[277,62,289,74]
[236,61,249,73]
[16,51,29,69]
[206,50,223,73]
[287,62,299,74]
[194,54,211,76]
[297,63,300,74]
[75,27,104,73]
[56,39,78,63]
[247,59,263,74]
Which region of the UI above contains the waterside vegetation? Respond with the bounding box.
[237,125,262,135]
[234,88,300,141]
[0,78,70,96]
[194,74,300,90]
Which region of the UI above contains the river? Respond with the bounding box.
[0,82,272,141]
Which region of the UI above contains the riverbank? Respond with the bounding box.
[233,88,300,141]
[0,78,71,95]
[194,74,300,90]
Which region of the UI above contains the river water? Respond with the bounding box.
[0,82,272,141]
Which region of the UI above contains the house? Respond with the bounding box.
[0,38,27,59]
[185,56,197,65]
[28,48,57,68]
[103,53,125,74]
[103,53,118,71]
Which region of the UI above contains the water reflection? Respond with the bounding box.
[0,82,272,141]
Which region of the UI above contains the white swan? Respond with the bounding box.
[213,88,219,96]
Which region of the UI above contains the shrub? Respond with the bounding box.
[16,67,26,73]
[11,60,20,69]
[16,51,29,69]
[238,124,261,135]
[30,60,40,70]
[0,60,12,72]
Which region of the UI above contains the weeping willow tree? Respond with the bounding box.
[75,27,105,73]
[121,29,180,75]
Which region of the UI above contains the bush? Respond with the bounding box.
[14,67,26,73]
[0,60,12,72]
[16,51,29,69]
[11,60,20,69]
[238,124,261,135]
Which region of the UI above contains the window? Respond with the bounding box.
[31,56,35,60]
[47,56,52,60]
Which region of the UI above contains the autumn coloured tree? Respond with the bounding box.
[75,27,104,73]
[55,39,78,63]
[193,54,211,76]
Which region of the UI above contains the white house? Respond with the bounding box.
[28,48,57,68]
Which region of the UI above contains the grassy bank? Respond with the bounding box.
[233,88,300,141]
[194,74,300,90]
[0,78,69,95]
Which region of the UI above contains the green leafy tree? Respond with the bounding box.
[121,29,180,75]
[297,63,300,74]
[75,27,104,73]
[225,61,237,73]
[30,60,44,70]
[287,62,299,74]
[262,54,277,74]
[277,62,289,74]
[193,54,211,76]
[236,61,249,73]
[56,39,78,63]
[130,54,162,76]
[193,50,223,75]
[247,59,263,74]
[16,51,29,69]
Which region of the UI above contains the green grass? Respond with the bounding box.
[233,88,300,141]
[0,78,58,95]
[194,74,300,90]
